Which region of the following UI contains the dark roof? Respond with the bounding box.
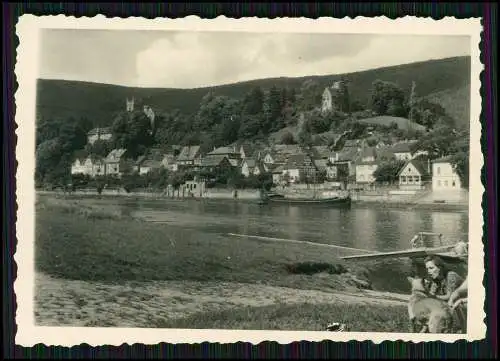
[271,165,285,173]
[360,146,377,159]
[356,160,380,166]
[343,139,364,148]
[201,155,230,167]
[311,146,331,159]
[87,127,112,136]
[397,159,430,177]
[162,154,176,163]
[208,146,239,156]
[432,155,454,163]
[239,143,256,156]
[136,148,163,165]
[141,159,162,168]
[177,145,201,161]
[358,116,427,132]
[391,140,418,154]
[375,146,395,160]
[285,154,313,170]
[243,158,257,168]
[313,159,328,170]
[273,144,303,154]
[253,162,266,174]
[336,147,360,162]
[105,149,127,163]
[135,155,147,165]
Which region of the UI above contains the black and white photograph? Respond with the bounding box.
[15,16,484,345]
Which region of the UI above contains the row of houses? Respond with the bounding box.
[71,139,462,192]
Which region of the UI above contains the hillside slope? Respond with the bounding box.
[422,85,471,129]
[36,56,471,127]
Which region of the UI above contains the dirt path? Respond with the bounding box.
[35,272,408,328]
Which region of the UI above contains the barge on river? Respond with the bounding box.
[260,192,352,207]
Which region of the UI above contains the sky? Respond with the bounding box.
[39,30,471,89]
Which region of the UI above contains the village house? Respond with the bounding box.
[432,156,462,190]
[183,180,206,197]
[238,143,256,160]
[104,148,130,177]
[200,155,233,174]
[240,158,266,178]
[262,149,281,165]
[87,127,112,145]
[397,159,431,191]
[313,159,337,181]
[207,146,241,167]
[342,139,366,151]
[311,145,331,160]
[283,154,317,184]
[329,146,361,182]
[136,149,163,175]
[71,156,93,176]
[263,144,303,166]
[355,147,379,186]
[390,140,418,161]
[71,155,106,177]
[176,145,202,167]
[161,153,178,172]
[271,165,286,186]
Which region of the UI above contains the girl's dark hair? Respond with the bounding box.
[424,255,448,277]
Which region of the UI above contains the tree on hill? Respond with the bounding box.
[242,86,264,115]
[370,80,406,117]
[36,138,63,183]
[264,85,284,132]
[153,110,195,147]
[111,110,153,158]
[280,131,296,145]
[297,79,322,111]
[214,113,241,147]
[297,117,313,149]
[85,139,113,158]
[449,130,470,189]
[373,160,406,184]
[238,114,262,140]
[410,124,460,160]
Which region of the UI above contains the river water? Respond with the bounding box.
[116,198,469,253]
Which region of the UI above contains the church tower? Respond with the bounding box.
[126,97,135,112]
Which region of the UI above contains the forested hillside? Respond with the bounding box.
[36,56,470,128]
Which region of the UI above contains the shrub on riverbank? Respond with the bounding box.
[36,195,131,220]
[36,204,367,292]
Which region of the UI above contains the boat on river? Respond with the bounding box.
[260,192,352,207]
[340,232,469,262]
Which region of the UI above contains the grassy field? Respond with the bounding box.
[35,195,412,331]
[36,201,369,290]
[157,302,408,332]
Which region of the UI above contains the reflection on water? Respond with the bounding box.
[112,198,469,253]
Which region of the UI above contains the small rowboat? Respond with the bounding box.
[340,232,468,262]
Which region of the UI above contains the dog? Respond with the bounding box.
[407,276,454,334]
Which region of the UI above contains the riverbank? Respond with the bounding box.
[35,196,413,331]
[351,199,468,212]
[36,190,468,212]
[35,272,408,331]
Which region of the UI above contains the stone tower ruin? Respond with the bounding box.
[126,97,135,112]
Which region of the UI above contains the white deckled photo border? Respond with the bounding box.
[14,15,485,346]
